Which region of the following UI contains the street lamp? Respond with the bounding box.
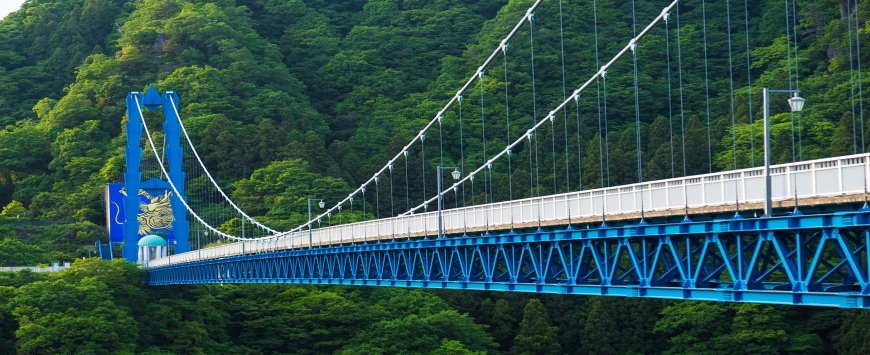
[436,166,462,238]
[196,230,209,249]
[308,198,325,247]
[763,89,806,217]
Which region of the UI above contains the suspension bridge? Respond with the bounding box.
[117,0,870,309]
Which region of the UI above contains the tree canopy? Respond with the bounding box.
[0,0,869,354]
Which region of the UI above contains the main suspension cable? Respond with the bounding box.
[168,97,279,234]
[403,0,682,215]
[136,98,268,241]
[296,0,546,234]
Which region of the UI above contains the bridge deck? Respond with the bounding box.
[146,209,870,309]
[322,192,870,244]
[146,153,870,268]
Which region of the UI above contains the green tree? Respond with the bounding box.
[55,258,148,312]
[234,288,366,354]
[582,134,605,189]
[491,298,516,349]
[831,116,856,157]
[7,277,138,354]
[654,302,731,354]
[0,121,51,207]
[340,314,442,354]
[580,297,619,355]
[231,159,352,224]
[0,285,15,354]
[510,298,561,355]
[425,310,498,353]
[44,93,100,129]
[0,201,26,218]
[431,339,485,355]
[48,120,108,184]
[0,239,49,267]
[723,304,790,354]
[834,309,870,355]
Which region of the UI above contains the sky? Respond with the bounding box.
[1,0,26,20]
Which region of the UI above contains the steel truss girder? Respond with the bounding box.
[147,211,870,308]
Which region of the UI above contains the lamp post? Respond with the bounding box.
[436,166,462,238]
[195,230,209,249]
[195,229,207,259]
[308,198,325,247]
[763,88,806,217]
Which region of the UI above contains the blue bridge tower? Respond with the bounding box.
[121,86,190,261]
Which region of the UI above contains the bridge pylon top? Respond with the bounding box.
[143,85,162,111]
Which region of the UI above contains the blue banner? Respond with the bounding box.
[106,183,176,244]
[106,184,125,243]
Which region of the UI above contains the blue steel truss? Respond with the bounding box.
[147,210,870,308]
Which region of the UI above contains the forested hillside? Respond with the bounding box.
[1,0,870,353]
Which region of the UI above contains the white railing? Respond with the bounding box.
[147,153,870,268]
[0,266,69,273]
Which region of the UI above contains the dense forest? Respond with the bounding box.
[1,259,869,354]
[2,0,870,353]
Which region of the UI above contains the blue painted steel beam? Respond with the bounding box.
[147,210,870,308]
[161,91,190,253]
[122,88,190,261]
[123,91,144,261]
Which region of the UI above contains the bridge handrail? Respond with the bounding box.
[146,153,870,268]
[0,266,69,273]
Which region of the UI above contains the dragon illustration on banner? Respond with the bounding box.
[119,188,174,235]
